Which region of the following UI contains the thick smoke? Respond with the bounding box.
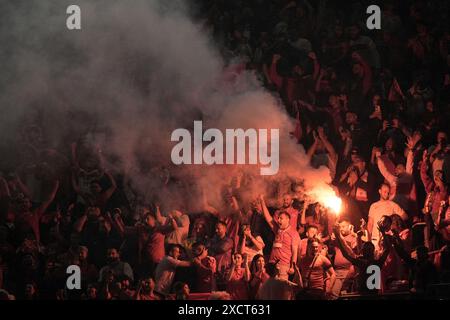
[0,0,335,213]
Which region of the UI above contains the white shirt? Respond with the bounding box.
[368,199,407,242]
[164,214,190,245]
[155,255,184,294]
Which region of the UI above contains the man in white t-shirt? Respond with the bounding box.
[155,244,191,294]
[156,207,190,245]
[367,183,408,248]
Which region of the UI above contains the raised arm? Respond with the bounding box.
[377,232,393,266]
[300,200,308,226]
[104,210,126,238]
[353,52,372,96]
[308,52,320,81]
[343,135,353,159]
[154,205,166,226]
[405,133,421,174]
[37,180,59,218]
[332,224,360,266]
[73,211,88,233]
[420,151,434,192]
[405,149,414,175]
[436,201,449,230]
[259,195,274,230]
[317,127,338,166]
[102,171,117,201]
[306,134,319,161]
[376,152,397,186]
[226,256,237,282]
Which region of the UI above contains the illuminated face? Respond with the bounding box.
[282,195,293,208]
[256,256,265,271]
[215,223,227,238]
[182,284,190,296]
[234,254,243,266]
[339,221,351,236]
[170,246,181,259]
[309,241,320,256]
[306,227,318,239]
[314,203,323,214]
[379,185,390,200]
[351,152,359,164]
[143,278,155,291]
[293,186,304,199]
[355,158,366,171]
[277,213,290,229]
[145,215,156,228]
[194,220,206,234]
[395,164,406,176]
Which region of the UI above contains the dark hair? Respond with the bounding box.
[144,213,156,220]
[379,182,390,190]
[168,243,183,253]
[250,254,265,274]
[307,238,319,247]
[216,221,227,228]
[278,211,291,220]
[306,225,318,231]
[338,217,351,224]
[390,214,405,230]
[192,241,206,251]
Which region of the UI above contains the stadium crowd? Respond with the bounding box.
[0,0,449,300]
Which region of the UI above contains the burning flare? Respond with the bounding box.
[307,186,342,215]
[323,195,342,215]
